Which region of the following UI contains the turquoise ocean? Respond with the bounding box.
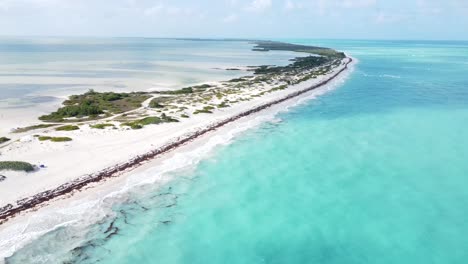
[4,39,468,263]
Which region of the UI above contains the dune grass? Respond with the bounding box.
[122,114,179,129]
[37,136,52,141]
[0,137,10,144]
[159,87,193,95]
[217,102,230,108]
[51,137,73,142]
[193,106,215,114]
[55,125,80,131]
[38,136,72,142]
[0,161,35,172]
[90,123,115,129]
[13,124,58,133]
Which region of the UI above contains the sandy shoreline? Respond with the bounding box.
[0,58,352,224]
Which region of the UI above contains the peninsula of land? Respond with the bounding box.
[0,41,352,222]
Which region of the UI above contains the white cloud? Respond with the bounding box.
[342,0,377,8]
[166,6,181,15]
[375,12,386,23]
[226,0,238,6]
[316,0,327,15]
[246,0,272,12]
[0,0,12,11]
[308,0,377,16]
[223,13,238,23]
[375,12,405,24]
[0,0,66,11]
[144,3,164,16]
[143,3,193,17]
[285,0,295,10]
[416,0,442,15]
[284,0,304,11]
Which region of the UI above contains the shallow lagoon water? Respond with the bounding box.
[0,38,301,133]
[0,38,299,107]
[5,40,468,263]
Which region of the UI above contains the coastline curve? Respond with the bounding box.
[0,57,353,224]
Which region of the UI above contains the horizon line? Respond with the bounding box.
[0,35,467,42]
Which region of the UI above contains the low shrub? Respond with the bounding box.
[55,125,79,131]
[217,102,230,108]
[40,103,103,122]
[51,137,73,142]
[149,101,164,108]
[122,114,179,129]
[193,106,215,114]
[160,87,193,95]
[90,124,115,129]
[194,84,212,89]
[13,124,58,133]
[0,161,35,172]
[38,136,72,142]
[228,78,246,83]
[39,90,150,122]
[0,137,10,144]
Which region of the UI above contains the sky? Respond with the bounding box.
[0,0,467,40]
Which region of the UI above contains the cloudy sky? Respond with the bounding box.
[0,0,467,40]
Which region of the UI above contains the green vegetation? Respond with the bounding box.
[253,41,346,59]
[160,87,193,95]
[157,85,213,96]
[0,161,35,172]
[38,136,72,142]
[215,92,224,99]
[122,114,179,129]
[193,84,212,89]
[253,56,330,75]
[51,137,73,142]
[55,125,80,131]
[193,106,215,114]
[149,101,164,108]
[0,137,10,144]
[40,101,103,122]
[13,124,58,133]
[90,123,115,129]
[39,90,151,122]
[228,78,247,83]
[148,96,178,109]
[34,41,345,129]
[37,136,52,141]
[217,102,230,108]
[268,85,287,93]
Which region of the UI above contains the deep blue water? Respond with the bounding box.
[5,39,468,263]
